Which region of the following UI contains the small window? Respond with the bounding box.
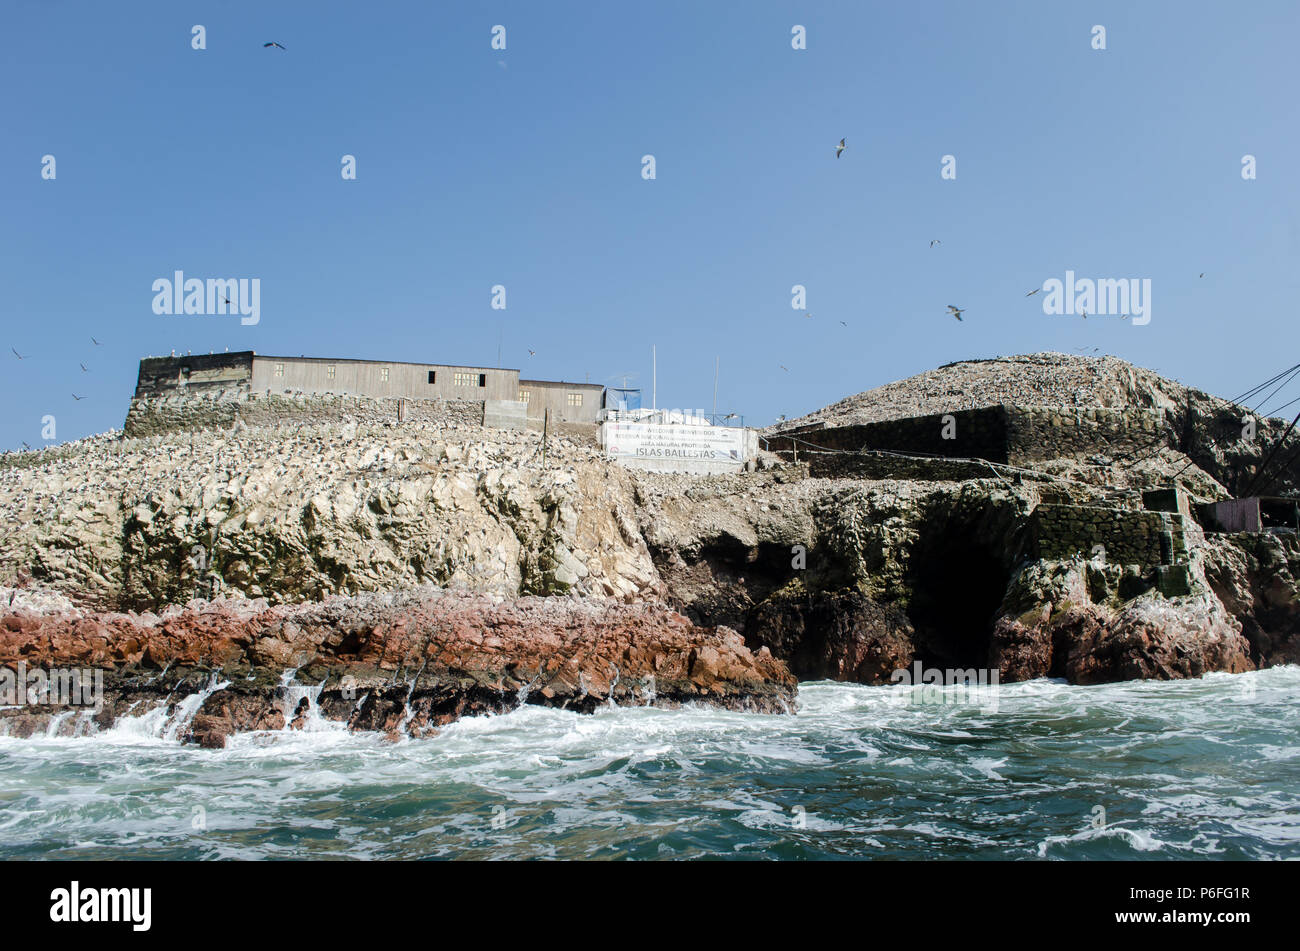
[518,390,530,403]
[478,373,486,388]
[274,363,284,378]
[567,393,583,407]
[427,370,437,384]
[380,367,390,382]
[326,365,336,380]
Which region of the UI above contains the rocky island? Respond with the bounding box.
[2,353,1296,746]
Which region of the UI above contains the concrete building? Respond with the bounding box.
[133,351,605,424]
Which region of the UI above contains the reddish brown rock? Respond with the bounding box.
[0,588,797,746]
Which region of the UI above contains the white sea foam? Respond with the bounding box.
[0,666,1295,859]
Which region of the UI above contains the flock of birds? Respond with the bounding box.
[11,337,102,410]
[7,40,293,449]
[807,135,1208,338]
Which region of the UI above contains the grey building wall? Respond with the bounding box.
[250,356,520,403]
[128,353,606,428]
[518,379,605,423]
[134,351,253,397]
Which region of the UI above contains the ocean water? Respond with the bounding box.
[0,668,1296,860]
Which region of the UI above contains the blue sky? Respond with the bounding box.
[2,0,1298,449]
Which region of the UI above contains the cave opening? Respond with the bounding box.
[905,519,1012,670]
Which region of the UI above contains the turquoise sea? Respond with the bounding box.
[1,668,1296,860]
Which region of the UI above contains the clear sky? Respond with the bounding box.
[2,0,1298,449]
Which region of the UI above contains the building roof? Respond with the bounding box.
[519,379,605,389]
[256,354,521,373]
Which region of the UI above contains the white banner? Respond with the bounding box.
[602,422,745,463]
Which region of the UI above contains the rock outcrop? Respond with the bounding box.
[0,587,795,746]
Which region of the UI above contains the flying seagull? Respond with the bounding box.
[263,41,287,50]
[723,413,738,420]
[1199,272,1204,278]
[805,312,813,319]
[1025,288,1040,296]
[946,305,965,321]
[527,349,536,356]
[779,364,789,372]
[1081,309,1087,319]
[839,320,847,326]
[10,348,23,360]
[930,239,941,248]
[72,393,84,400]
[834,138,846,159]
[79,363,88,372]
[21,442,31,451]
[91,336,102,346]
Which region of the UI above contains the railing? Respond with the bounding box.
[598,409,746,427]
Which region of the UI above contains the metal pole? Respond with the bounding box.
[713,356,718,420]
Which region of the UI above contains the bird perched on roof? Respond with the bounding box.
[775,415,786,423]
[946,305,965,321]
[264,41,287,50]
[834,138,846,159]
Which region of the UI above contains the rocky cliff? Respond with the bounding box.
[1,353,1296,745]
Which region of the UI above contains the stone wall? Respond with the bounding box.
[766,407,1009,462]
[1005,406,1168,463]
[791,450,1012,483]
[123,385,247,436]
[1030,503,1201,567]
[124,390,484,437]
[768,405,1171,468]
[1032,504,1167,564]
